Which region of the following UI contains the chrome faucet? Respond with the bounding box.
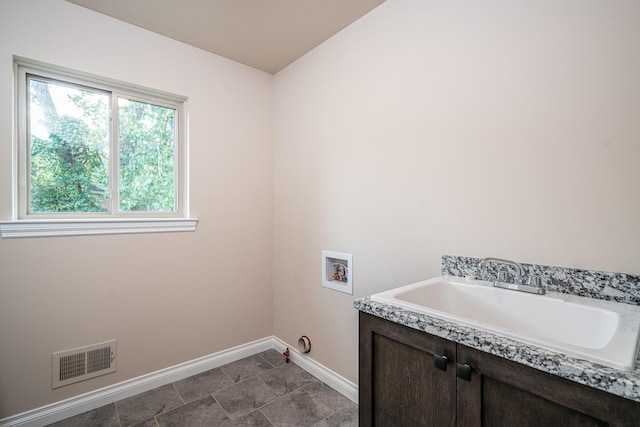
[477,257,545,295]
[478,257,525,283]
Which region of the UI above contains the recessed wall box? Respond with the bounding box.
[322,250,353,294]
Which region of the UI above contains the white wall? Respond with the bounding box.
[0,0,273,417]
[273,0,640,384]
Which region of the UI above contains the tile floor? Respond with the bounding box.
[48,349,358,426]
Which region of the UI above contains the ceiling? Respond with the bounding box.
[67,0,386,74]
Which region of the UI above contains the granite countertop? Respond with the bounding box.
[354,296,640,402]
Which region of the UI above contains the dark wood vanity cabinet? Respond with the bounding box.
[359,312,640,426]
[359,311,457,426]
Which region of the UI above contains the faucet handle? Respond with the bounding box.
[528,275,542,287]
[497,271,508,282]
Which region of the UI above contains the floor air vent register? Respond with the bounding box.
[52,340,116,388]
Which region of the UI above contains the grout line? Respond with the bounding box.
[171,383,186,405]
[210,392,235,423]
[258,407,276,426]
[113,401,122,427]
[256,351,273,368]
[219,366,236,385]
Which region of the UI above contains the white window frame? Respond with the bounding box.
[0,57,197,238]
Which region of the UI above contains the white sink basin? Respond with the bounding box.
[371,275,640,371]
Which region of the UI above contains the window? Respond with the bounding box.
[0,58,196,238]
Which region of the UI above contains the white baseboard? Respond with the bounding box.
[0,336,358,427]
[272,337,358,404]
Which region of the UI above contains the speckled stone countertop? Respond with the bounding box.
[354,256,640,402]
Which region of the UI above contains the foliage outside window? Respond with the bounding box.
[17,59,186,219]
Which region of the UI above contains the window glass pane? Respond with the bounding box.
[118,98,176,212]
[28,78,109,213]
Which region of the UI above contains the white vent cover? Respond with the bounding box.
[52,340,116,388]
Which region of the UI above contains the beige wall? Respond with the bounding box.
[273,0,640,384]
[0,0,273,418]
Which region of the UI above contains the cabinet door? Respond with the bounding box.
[359,312,457,426]
[456,344,640,427]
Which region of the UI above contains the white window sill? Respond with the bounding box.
[0,218,198,239]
